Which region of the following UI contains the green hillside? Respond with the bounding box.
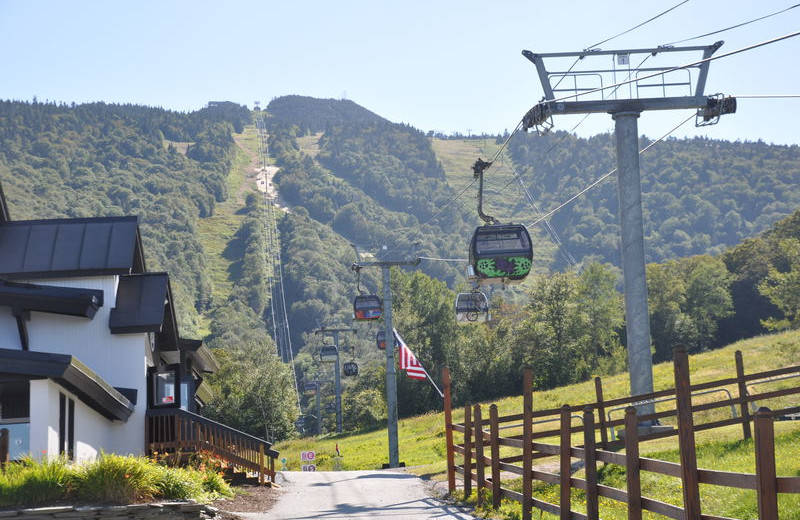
[276,330,800,519]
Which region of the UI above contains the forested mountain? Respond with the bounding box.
[507,131,800,267]
[0,100,252,334]
[4,96,800,439]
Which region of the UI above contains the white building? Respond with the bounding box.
[0,184,253,466]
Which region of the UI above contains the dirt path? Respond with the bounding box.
[233,133,289,211]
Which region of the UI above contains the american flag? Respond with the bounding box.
[394,329,428,380]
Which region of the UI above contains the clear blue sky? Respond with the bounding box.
[1,0,798,144]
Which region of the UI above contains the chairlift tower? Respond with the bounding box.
[315,327,355,434]
[352,246,420,468]
[521,42,735,416]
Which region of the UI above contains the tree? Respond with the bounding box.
[513,272,586,389]
[647,255,733,361]
[575,263,624,360]
[758,238,800,331]
[205,340,299,441]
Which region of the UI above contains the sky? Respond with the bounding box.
[1,0,799,145]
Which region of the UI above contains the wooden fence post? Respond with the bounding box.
[258,444,265,486]
[624,407,642,520]
[754,407,778,520]
[735,350,752,440]
[0,428,8,468]
[522,367,533,520]
[474,404,486,507]
[560,405,572,520]
[489,404,501,510]
[674,345,701,520]
[464,402,473,499]
[583,407,599,520]
[594,377,609,448]
[443,367,456,494]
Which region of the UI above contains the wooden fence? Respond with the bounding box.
[146,408,278,485]
[443,346,800,520]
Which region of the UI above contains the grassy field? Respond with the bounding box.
[274,330,800,518]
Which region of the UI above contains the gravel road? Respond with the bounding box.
[235,470,477,520]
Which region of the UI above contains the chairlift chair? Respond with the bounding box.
[469,224,533,284]
[455,291,490,324]
[353,294,383,321]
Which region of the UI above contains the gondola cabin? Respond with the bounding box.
[469,224,533,283]
[343,361,359,376]
[353,294,383,320]
[455,292,490,324]
[376,330,398,350]
[319,345,339,363]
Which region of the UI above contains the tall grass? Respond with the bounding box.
[0,453,233,509]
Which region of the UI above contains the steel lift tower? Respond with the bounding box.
[522,42,735,417]
[353,248,420,468]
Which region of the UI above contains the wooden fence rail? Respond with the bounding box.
[444,346,800,520]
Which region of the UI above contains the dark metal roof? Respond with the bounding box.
[0,348,135,421]
[0,216,145,279]
[109,273,169,334]
[0,279,103,318]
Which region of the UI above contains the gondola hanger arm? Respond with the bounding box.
[473,158,496,225]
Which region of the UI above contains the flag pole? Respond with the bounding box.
[426,371,444,398]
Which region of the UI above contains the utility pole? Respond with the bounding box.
[353,252,420,468]
[521,42,735,419]
[315,327,355,434]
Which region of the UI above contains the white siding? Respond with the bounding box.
[20,276,151,457]
[30,380,108,462]
[0,306,21,349]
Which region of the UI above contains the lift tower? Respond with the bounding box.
[315,327,355,434]
[353,249,420,468]
[522,42,735,416]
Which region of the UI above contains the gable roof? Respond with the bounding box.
[0,216,146,280]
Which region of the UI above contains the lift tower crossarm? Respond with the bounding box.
[521,41,728,129]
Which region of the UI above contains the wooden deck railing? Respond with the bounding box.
[444,346,800,520]
[146,408,278,485]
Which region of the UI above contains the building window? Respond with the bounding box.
[0,381,30,461]
[0,381,30,420]
[58,393,74,460]
[153,371,177,406]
